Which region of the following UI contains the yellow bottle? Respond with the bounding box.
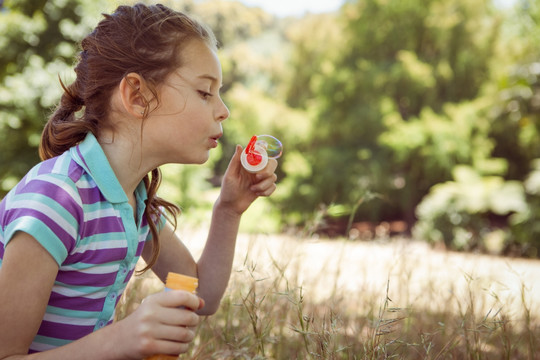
[146,272,198,360]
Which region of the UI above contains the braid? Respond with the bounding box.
[39,51,96,160]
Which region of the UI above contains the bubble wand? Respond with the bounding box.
[240,135,283,173]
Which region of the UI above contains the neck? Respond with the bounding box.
[98,128,151,198]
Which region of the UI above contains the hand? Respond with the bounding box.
[115,290,203,359]
[218,145,278,215]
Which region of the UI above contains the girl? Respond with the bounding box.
[0,3,278,359]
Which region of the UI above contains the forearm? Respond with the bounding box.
[196,198,241,314]
[2,323,127,360]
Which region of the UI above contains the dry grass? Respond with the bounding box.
[117,230,540,359]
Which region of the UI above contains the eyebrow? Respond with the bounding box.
[198,74,219,83]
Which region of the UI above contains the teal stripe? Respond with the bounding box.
[60,260,121,271]
[4,217,68,265]
[12,191,79,231]
[32,335,70,348]
[78,231,127,243]
[46,305,100,319]
[52,283,107,297]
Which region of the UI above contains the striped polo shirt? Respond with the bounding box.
[0,132,160,352]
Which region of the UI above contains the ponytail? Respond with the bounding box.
[39,79,95,160]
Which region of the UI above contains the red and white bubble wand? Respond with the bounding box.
[240,135,283,173]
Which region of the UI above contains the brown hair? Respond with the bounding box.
[39,3,217,272]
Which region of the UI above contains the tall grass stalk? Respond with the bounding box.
[116,234,539,359]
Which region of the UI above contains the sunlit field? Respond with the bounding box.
[116,227,540,359]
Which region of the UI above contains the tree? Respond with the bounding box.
[0,0,109,195]
[284,0,503,225]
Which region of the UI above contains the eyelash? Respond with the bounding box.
[198,90,213,100]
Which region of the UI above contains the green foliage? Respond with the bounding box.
[283,0,504,225]
[0,0,110,194]
[509,159,540,258]
[3,0,540,256]
[413,165,527,251]
[414,56,540,256]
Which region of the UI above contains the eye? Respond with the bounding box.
[198,90,213,100]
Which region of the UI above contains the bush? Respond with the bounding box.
[413,165,527,252]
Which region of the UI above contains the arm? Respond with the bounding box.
[147,145,278,315]
[0,232,201,360]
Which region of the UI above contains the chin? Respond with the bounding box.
[185,154,210,165]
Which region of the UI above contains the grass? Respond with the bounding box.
[116,232,540,359]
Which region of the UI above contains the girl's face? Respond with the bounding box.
[143,40,229,165]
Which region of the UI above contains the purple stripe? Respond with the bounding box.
[68,247,128,265]
[76,145,90,171]
[81,217,125,238]
[124,269,135,284]
[56,270,117,288]
[5,208,75,252]
[15,178,69,200]
[49,291,106,312]
[0,196,6,214]
[13,181,82,222]
[141,214,149,228]
[135,238,146,256]
[79,187,105,205]
[37,158,57,176]
[37,320,95,341]
[68,160,83,182]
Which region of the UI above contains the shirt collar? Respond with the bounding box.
[70,133,147,205]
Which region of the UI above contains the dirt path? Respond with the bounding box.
[180,229,540,320]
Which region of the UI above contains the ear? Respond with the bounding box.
[118,73,151,117]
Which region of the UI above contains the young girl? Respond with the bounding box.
[0,3,278,359]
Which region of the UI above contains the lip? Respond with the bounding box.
[209,133,222,148]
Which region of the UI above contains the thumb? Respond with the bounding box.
[226,144,243,174]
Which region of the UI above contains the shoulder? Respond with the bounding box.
[9,154,85,211]
[0,155,87,264]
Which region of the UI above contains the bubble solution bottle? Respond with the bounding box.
[240,135,283,173]
[145,272,198,360]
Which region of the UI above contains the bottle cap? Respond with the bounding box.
[165,272,198,293]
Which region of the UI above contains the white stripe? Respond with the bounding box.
[71,239,126,254]
[52,285,108,300]
[10,199,77,237]
[29,342,56,352]
[42,312,97,327]
[24,165,40,185]
[51,154,67,174]
[85,207,121,221]
[40,175,83,208]
[61,263,119,275]
[77,179,97,188]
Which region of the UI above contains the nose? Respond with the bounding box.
[216,97,230,122]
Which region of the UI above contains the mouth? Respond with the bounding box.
[209,133,223,148]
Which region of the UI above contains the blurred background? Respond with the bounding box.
[1,0,540,259]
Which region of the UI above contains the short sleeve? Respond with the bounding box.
[0,174,82,266]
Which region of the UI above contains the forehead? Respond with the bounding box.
[175,39,222,83]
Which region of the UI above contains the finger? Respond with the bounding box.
[198,297,205,310]
[153,322,197,343]
[250,173,278,193]
[154,307,200,328]
[225,145,243,175]
[255,183,277,197]
[148,338,192,357]
[254,158,278,180]
[147,290,201,311]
